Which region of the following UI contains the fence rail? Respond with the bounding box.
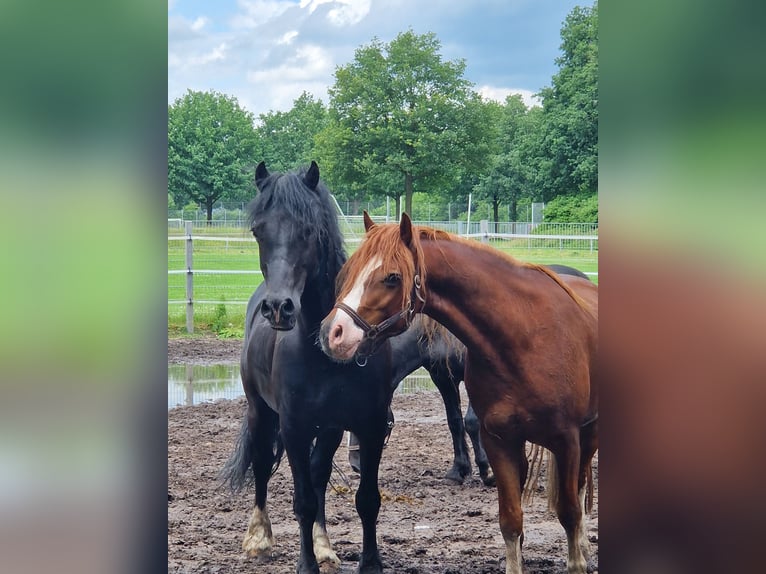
[169,219,598,333]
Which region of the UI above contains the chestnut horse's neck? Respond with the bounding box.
[416,237,585,365]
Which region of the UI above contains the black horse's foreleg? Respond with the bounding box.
[355,433,385,574]
[310,428,345,567]
[242,397,280,557]
[283,429,320,574]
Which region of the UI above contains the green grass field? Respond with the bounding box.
[168,234,597,335]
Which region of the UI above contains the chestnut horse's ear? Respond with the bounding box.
[304,160,320,191]
[255,161,269,191]
[363,211,376,232]
[399,212,414,247]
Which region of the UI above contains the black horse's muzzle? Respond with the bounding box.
[260,296,297,330]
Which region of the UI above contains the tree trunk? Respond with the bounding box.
[404,172,414,217]
[493,197,500,233]
[206,199,214,225]
[395,196,401,221]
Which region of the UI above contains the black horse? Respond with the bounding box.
[348,316,493,485]
[348,265,592,486]
[221,162,394,574]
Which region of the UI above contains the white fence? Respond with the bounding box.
[169,219,598,333]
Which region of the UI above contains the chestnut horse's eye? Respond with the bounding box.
[383,273,401,287]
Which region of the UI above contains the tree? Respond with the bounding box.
[322,30,492,217]
[535,3,598,200]
[257,92,328,172]
[472,95,532,229]
[168,90,259,222]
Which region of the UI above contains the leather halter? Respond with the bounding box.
[334,271,425,366]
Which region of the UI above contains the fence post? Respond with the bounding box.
[480,219,489,243]
[185,221,194,334]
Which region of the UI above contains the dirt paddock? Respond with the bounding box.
[168,337,598,573]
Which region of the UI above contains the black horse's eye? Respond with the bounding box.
[383,273,401,287]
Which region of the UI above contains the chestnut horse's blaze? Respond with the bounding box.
[320,212,598,574]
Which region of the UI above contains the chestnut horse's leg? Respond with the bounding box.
[310,428,345,567]
[480,429,527,574]
[551,430,589,574]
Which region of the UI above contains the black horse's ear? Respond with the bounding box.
[255,161,269,191]
[363,211,376,232]
[400,212,414,247]
[304,161,320,191]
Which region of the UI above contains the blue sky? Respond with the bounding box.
[168,0,586,119]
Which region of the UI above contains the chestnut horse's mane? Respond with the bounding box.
[339,223,592,316]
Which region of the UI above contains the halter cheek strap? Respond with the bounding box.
[333,272,426,364]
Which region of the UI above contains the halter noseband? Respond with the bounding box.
[334,272,425,366]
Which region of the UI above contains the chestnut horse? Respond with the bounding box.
[319,213,598,574]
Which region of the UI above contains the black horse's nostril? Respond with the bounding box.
[261,300,274,319]
[280,298,295,317]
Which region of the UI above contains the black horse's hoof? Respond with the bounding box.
[445,462,472,485]
[295,559,320,574]
[356,552,383,574]
[481,474,496,487]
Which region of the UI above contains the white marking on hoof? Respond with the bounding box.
[577,486,591,560]
[242,506,274,557]
[313,522,340,567]
[504,534,523,574]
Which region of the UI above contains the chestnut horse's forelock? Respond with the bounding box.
[337,223,427,315]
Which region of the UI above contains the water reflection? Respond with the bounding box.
[168,363,437,410]
[168,363,243,409]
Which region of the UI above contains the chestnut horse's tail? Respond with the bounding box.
[522,446,595,514]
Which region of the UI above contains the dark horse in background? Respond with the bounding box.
[348,264,590,487]
[221,162,394,574]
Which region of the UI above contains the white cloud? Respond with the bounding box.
[235,0,295,29]
[247,44,332,84]
[300,0,371,26]
[277,30,299,45]
[477,86,541,108]
[190,17,208,32]
[169,43,229,70]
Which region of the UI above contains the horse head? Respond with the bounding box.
[249,161,325,330]
[320,212,424,362]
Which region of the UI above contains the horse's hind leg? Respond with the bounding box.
[310,428,345,568]
[243,397,280,557]
[551,431,589,574]
[430,366,472,483]
[464,401,494,486]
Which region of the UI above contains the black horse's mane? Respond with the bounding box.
[246,164,347,298]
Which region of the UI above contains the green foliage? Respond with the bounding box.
[168,90,259,220]
[210,301,228,333]
[322,30,491,215]
[535,3,598,200]
[542,193,598,222]
[257,92,328,171]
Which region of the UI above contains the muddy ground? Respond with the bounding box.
[168,337,598,573]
